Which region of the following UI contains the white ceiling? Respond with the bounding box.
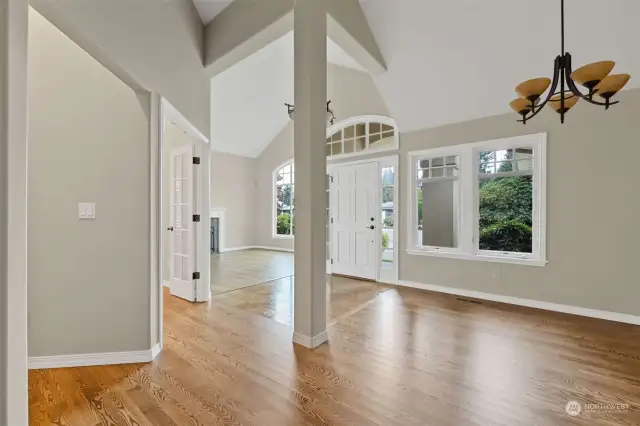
[360,0,640,132]
[192,0,368,24]
[192,0,233,24]
[210,31,364,157]
[207,0,640,156]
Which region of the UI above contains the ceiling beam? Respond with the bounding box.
[203,0,294,77]
[326,0,386,75]
[203,0,386,77]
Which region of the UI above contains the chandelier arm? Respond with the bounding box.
[563,53,620,107]
[519,56,562,122]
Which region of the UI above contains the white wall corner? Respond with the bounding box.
[151,343,162,360]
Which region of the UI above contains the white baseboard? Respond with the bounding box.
[293,330,328,349]
[29,345,161,370]
[398,280,640,326]
[163,280,170,287]
[221,245,255,253]
[253,246,294,253]
[220,245,294,253]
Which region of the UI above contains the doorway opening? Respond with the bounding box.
[160,99,211,305]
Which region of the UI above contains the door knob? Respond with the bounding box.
[167,226,174,232]
[370,217,375,221]
[367,225,375,230]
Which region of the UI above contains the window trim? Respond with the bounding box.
[272,159,295,239]
[326,115,399,160]
[406,133,547,267]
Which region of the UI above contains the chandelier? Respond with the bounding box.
[285,101,336,126]
[510,0,631,124]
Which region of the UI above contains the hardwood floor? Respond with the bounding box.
[29,276,640,425]
[210,249,293,295]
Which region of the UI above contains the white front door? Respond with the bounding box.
[169,144,197,301]
[330,161,378,280]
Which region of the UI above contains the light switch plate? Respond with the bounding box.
[78,202,96,219]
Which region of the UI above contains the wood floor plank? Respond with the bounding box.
[29,262,640,425]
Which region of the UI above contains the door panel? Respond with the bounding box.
[169,144,196,301]
[330,162,378,280]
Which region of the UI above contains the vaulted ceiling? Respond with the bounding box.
[209,31,365,158]
[361,0,640,132]
[198,0,640,156]
[193,0,233,24]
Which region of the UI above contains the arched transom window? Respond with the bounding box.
[326,116,398,159]
[273,161,294,237]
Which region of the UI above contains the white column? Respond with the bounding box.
[0,0,29,424]
[293,0,328,348]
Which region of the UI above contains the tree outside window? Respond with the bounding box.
[275,162,295,236]
[478,149,533,253]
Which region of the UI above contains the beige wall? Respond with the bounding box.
[30,0,210,137]
[399,88,640,316]
[255,64,390,249]
[28,9,151,356]
[210,151,257,250]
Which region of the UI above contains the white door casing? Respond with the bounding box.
[169,144,197,301]
[330,161,378,280]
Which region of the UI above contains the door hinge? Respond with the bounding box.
[192,272,200,280]
[330,175,334,183]
[193,214,201,222]
[331,259,333,265]
[193,156,201,165]
[330,217,334,224]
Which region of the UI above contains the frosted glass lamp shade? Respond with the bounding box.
[570,61,615,89]
[595,74,631,100]
[549,93,579,114]
[509,98,532,115]
[516,78,551,102]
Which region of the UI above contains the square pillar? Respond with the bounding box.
[0,0,29,423]
[293,0,328,348]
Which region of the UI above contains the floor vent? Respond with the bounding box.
[456,297,483,305]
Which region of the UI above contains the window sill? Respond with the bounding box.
[405,249,547,267]
[273,235,294,240]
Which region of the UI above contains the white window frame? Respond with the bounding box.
[406,133,547,267]
[326,115,399,160]
[272,159,295,239]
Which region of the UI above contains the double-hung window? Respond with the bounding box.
[407,133,547,266]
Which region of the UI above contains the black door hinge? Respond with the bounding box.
[193,214,201,222]
[192,272,200,280]
[193,156,201,165]
[331,259,333,265]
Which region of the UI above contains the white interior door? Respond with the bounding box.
[330,162,378,280]
[169,144,196,301]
